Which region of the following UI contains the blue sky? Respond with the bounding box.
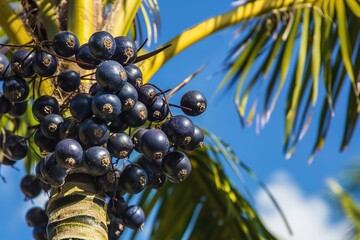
[0,1,358,239]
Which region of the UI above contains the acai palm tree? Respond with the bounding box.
[0,0,359,239]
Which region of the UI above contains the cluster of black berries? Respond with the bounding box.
[0,30,207,239]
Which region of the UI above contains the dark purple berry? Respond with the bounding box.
[32,95,60,121]
[36,153,69,187]
[163,115,195,146]
[34,129,58,153]
[33,51,58,77]
[161,151,191,183]
[141,129,170,160]
[78,117,110,146]
[20,175,42,199]
[122,205,145,230]
[25,207,48,227]
[147,97,169,122]
[124,64,142,87]
[32,222,47,240]
[106,132,133,158]
[116,82,138,111]
[40,114,63,140]
[0,93,12,114]
[10,49,35,77]
[132,128,148,153]
[180,90,207,116]
[91,91,122,122]
[59,119,79,140]
[136,157,166,189]
[89,82,102,96]
[57,70,81,92]
[75,43,101,69]
[3,75,29,102]
[119,164,148,194]
[52,31,80,57]
[112,36,137,65]
[81,146,111,177]
[123,101,148,127]
[54,138,83,168]
[96,60,127,92]
[3,134,28,160]
[137,85,157,107]
[88,31,116,60]
[69,93,93,122]
[180,125,204,151]
[8,101,28,117]
[0,53,10,77]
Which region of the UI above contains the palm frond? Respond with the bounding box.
[219,0,360,161]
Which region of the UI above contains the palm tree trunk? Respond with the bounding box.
[46,174,108,240]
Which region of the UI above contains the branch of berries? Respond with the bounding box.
[0,30,207,240]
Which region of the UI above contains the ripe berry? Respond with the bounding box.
[140,129,170,160]
[32,95,60,121]
[34,129,58,153]
[59,119,79,140]
[33,51,58,77]
[147,97,169,122]
[69,93,93,122]
[32,222,47,240]
[106,132,133,158]
[78,117,110,146]
[36,153,69,187]
[91,91,122,122]
[0,93,12,114]
[180,90,207,116]
[136,157,167,189]
[20,175,42,199]
[10,49,35,77]
[89,82,102,96]
[112,36,137,65]
[163,115,195,146]
[137,85,157,107]
[116,82,138,111]
[107,216,125,240]
[54,138,83,168]
[122,205,145,230]
[57,70,81,92]
[3,75,29,102]
[107,195,128,217]
[3,134,28,160]
[161,151,191,183]
[81,146,111,177]
[88,31,116,60]
[119,164,148,194]
[123,101,148,127]
[52,31,80,57]
[180,125,204,151]
[132,128,148,153]
[124,64,142,87]
[25,207,48,227]
[8,101,28,117]
[96,60,127,92]
[40,114,64,140]
[108,115,128,133]
[75,43,101,69]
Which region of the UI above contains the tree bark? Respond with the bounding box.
[46,174,108,240]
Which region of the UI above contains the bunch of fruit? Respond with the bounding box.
[0,30,207,239]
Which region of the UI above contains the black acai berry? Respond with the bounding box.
[112,36,137,66]
[119,164,148,194]
[124,64,142,87]
[75,43,101,70]
[123,101,148,127]
[96,60,127,92]
[81,146,112,177]
[33,51,58,77]
[20,175,42,199]
[91,91,122,122]
[0,53,10,78]
[78,117,110,146]
[140,129,170,160]
[106,132,133,159]
[122,205,145,230]
[54,138,83,168]
[3,134,28,160]
[88,31,116,60]
[32,95,60,121]
[52,31,80,57]
[180,90,207,116]
[10,49,35,77]
[161,151,191,183]
[69,93,93,122]
[8,101,28,118]
[3,75,29,102]
[25,207,48,227]
[116,82,138,111]
[57,70,81,92]
[162,115,195,146]
[40,114,64,140]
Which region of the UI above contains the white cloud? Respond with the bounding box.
[255,171,350,240]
